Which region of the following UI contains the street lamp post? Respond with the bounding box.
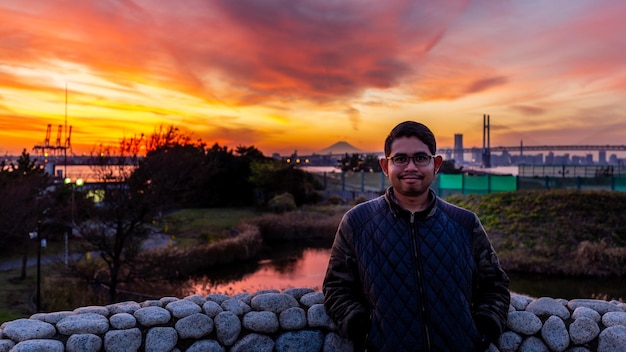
[36,221,41,312]
[29,220,44,312]
[64,177,83,266]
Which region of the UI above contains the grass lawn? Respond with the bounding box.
[0,267,46,324]
[162,207,261,245]
[0,237,79,324]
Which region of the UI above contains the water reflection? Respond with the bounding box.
[121,244,626,302]
[177,247,330,297]
[120,242,332,299]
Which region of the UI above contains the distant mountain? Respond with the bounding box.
[317,141,362,155]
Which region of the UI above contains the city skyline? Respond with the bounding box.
[1,0,625,157]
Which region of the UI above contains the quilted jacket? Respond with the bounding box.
[323,188,510,352]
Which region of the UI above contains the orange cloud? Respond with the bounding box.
[1,0,626,157]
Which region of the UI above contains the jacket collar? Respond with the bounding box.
[384,187,437,219]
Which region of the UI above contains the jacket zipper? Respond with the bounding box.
[410,212,432,351]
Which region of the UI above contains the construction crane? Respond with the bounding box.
[45,124,51,147]
[32,123,72,159]
[55,124,63,154]
[32,124,53,157]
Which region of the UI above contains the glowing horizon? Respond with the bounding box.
[1,0,626,157]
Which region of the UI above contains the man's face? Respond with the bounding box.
[379,136,443,198]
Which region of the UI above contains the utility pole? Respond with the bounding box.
[36,220,42,312]
[64,82,68,178]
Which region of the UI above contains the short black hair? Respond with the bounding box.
[384,121,437,156]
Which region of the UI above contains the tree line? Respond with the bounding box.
[0,125,323,303]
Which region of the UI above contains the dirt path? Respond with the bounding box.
[0,233,171,272]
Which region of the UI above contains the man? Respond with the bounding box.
[323,121,510,351]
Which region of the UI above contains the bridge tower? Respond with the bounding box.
[482,114,491,167]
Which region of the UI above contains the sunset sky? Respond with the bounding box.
[1,0,625,157]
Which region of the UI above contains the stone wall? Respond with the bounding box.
[1,288,626,352]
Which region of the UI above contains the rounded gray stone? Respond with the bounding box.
[2,318,56,342]
[602,311,626,327]
[541,315,569,352]
[214,311,241,346]
[598,325,626,352]
[507,311,543,335]
[572,306,601,322]
[509,293,534,311]
[57,313,110,335]
[0,340,15,351]
[275,330,324,352]
[230,333,274,352]
[9,339,64,352]
[30,311,75,324]
[0,340,15,352]
[145,327,178,352]
[175,312,214,339]
[283,287,315,300]
[279,307,307,330]
[66,333,102,352]
[140,300,162,308]
[299,292,324,307]
[104,328,142,352]
[323,331,354,352]
[250,293,299,313]
[255,289,280,295]
[186,339,225,352]
[497,331,523,352]
[159,297,179,306]
[206,294,230,305]
[232,292,253,306]
[203,300,224,318]
[184,294,207,306]
[566,347,592,352]
[307,304,335,329]
[526,297,570,320]
[519,336,549,352]
[242,311,279,333]
[569,316,600,345]
[106,301,141,315]
[568,299,623,315]
[166,299,202,318]
[134,306,171,326]
[74,305,109,316]
[221,298,252,317]
[109,312,136,329]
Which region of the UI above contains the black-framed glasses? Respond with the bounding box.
[387,153,435,166]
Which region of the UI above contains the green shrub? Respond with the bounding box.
[244,209,343,243]
[136,223,263,280]
[268,193,297,213]
[354,195,369,205]
[326,194,345,205]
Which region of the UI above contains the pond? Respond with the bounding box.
[123,244,626,302]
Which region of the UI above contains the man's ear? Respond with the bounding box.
[434,155,443,174]
[379,157,389,176]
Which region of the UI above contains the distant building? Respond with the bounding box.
[454,134,464,165]
[599,150,606,165]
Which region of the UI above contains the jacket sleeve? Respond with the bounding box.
[471,216,511,342]
[323,213,371,343]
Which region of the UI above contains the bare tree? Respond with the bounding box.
[73,138,152,303]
